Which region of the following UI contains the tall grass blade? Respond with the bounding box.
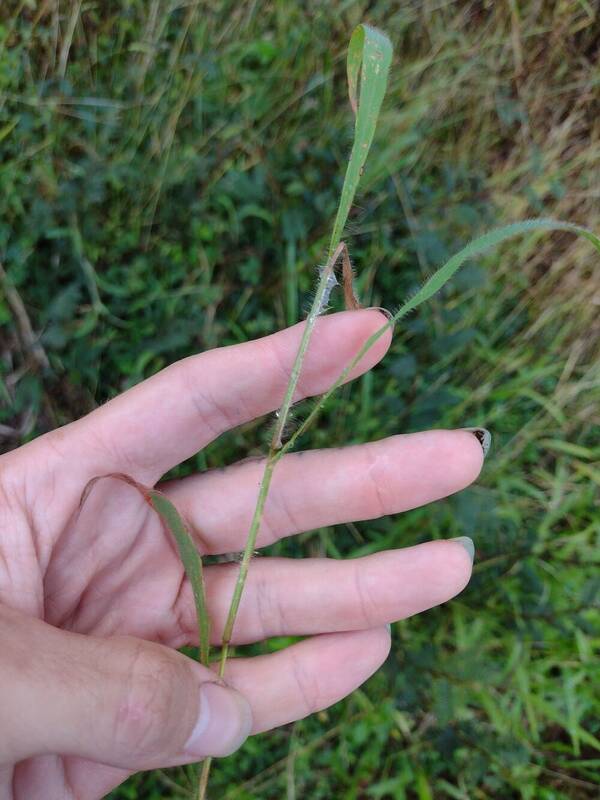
[271,24,392,449]
[281,219,600,453]
[185,21,600,798]
[398,219,600,312]
[330,25,393,256]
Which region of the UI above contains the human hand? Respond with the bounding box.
[0,310,485,799]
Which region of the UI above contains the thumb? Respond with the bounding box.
[0,606,252,769]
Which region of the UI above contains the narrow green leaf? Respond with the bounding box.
[270,24,392,449]
[397,219,600,317]
[329,24,392,256]
[79,473,211,669]
[281,219,600,454]
[149,491,211,667]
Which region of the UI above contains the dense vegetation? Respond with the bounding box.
[1,2,598,798]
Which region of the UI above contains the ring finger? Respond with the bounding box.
[165,538,474,648]
[162,428,486,555]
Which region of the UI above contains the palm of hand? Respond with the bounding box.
[0,312,482,799]
[1,444,191,796]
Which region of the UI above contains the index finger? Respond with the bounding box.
[67,309,392,482]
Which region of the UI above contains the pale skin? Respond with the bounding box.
[0,309,485,800]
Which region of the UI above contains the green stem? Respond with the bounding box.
[217,452,277,676]
[204,23,393,798]
[198,759,211,800]
[270,242,344,449]
[284,321,390,455]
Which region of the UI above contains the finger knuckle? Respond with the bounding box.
[290,650,321,718]
[114,641,187,758]
[353,562,378,628]
[363,444,392,517]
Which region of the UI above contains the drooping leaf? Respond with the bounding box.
[79,473,211,668]
[149,491,211,667]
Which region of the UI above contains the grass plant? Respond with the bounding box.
[2,3,599,798]
[116,25,600,799]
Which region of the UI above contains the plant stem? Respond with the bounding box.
[201,24,393,798]
[198,759,211,800]
[198,451,279,799]
[218,451,277,675]
[270,241,344,449]
[202,242,350,800]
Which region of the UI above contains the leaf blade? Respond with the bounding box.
[149,491,211,667]
[329,24,392,256]
[281,218,600,454]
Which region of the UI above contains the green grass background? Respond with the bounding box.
[1,1,599,798]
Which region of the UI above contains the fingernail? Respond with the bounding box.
[367,306,394,323]
[462,427,491,458]
[450,536,475,562]
[184,682,252,758]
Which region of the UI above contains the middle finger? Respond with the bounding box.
[166,538,474,648]
[161,428,485,554]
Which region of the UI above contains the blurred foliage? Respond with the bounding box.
[1,1,599,798]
